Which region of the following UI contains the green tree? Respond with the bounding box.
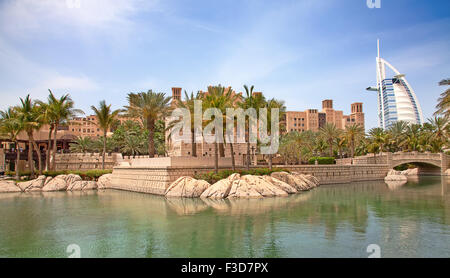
[262,98,286,170]
[125,90,172,158]
[69,136,94,153]
[0,108,23,180]
[434,78,450,117]
[344,124,364,158]
[320,123,339,157]
[16,95,43,178]
[91,100,121,169]
[240,85,266,170]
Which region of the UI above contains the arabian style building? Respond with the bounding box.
[367,40,423,129]
[285,100,365,133]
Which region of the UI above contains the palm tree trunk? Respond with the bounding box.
[27,133,35,179]
[191,128,196,157]
[329,140,333,157]
[52,124,58,170]
[219,143,225,157]
[268,154,273,171]
[351,140,355,158]
[15,140,20,180]
[46,126,53,171]
[32,140,42,175]
[102,130,106,170]
[147,119,155,158]
[246,128,250,171]
[230,142,235,172]
[214,142,218,174]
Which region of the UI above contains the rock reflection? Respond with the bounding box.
[165,197,209,215]
[385,180,407,190]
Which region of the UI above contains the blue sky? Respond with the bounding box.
[0,0,449,129]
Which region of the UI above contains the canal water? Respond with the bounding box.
[0,176,449,258]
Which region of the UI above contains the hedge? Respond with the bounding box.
[308,157,335,165]
[4,170,112,181]
[194,168,289,184]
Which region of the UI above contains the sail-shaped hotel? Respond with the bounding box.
[367,40,423,129]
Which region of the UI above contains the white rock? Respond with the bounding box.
[22,176,47,192]
[42,175,68,191]
[67,181,97,191]
[262,176,297,194]
[227,175,288,198]
[97,174,113,189]
[165,176,210,198]
[0,181,22,193]
[200,173,240,199]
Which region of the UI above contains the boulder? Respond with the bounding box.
[67,181,97,191]
[0,181,21,193]
[387,169,401,176]
[165,176,210,198]
[65,174,82,186]
[305,174,320,186]
[270,172,312,191]
[445,169,450,176]
[384,175,407,182]
[21,176,47,192]
[42,175,68,191]
[97,174,113,189]
[402,168,419,176]
[262,176,297,194]
[200,173,240,199]
[227,175,288,198]
[292,173,317,190]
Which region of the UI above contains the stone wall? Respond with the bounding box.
[110,163,390,195]
[54,153,123,170]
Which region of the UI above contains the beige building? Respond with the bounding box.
[285,100,364,133]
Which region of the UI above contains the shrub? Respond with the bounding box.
[308,157,335,165]
[4,170,112,181]
[194,168,289,184]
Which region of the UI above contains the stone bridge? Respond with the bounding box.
[339,152,449,175]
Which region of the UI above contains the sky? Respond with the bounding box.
[0,0,449,129]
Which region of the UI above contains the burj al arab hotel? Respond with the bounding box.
[367,40,423,129]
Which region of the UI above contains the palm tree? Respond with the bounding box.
[320,123,339,157]
[69,136,93,153]
[91,101,121,169]
[263,98,286,170]
[240,85,266,170]
[16,95,42,178]
[426,116,448,152]
[125,90,172,158]
[36,100,55,171]
[368,127,390,154]
[202,85,232,173]
[46,90,82,170]
[167,91,200,157]
[335,133,347,159]
[387,121,409,152]
[434,78,450,117]
[0,108,23,180]
[344,124,364,158]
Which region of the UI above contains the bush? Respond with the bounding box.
[194,168,289,184]
[308,157,335,165]
[4,170,112,181]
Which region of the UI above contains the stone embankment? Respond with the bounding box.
[165,172,319,199]
[0,172,319,199]
[0,174,113,193]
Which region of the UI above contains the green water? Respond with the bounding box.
[0,176,449,258]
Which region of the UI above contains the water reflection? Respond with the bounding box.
[0,177,448,258]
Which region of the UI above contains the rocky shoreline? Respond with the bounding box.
[0,171,319,199]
